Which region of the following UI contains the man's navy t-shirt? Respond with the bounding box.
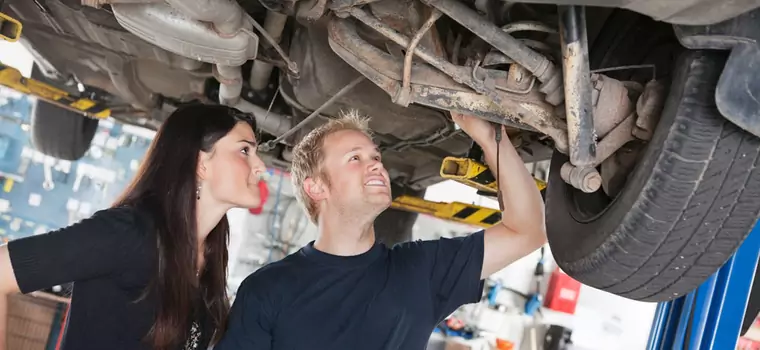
[216,230,485,350]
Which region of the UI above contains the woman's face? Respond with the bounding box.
[199,122,266,208]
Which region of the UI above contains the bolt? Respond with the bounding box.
[560,162,601,193]
[582,170,602,193]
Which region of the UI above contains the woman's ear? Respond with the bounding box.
[303,177,327,202]
[197,151,210,181]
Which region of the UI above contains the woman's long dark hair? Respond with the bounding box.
[113,104,257,349]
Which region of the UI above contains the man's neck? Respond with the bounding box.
[314,207,376,256]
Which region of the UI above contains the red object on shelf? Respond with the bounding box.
[543,267,581,314]
[248,180,270,215]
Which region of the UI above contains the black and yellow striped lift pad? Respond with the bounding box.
[0,63,111,119]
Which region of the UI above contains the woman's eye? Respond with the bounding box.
[241,147,249,155]
[350,155,359,161]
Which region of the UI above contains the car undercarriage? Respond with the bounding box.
[4,0,760,302]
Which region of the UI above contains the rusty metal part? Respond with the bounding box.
[396,9,443,106]
[559,76,652,192]
[633,80,666,140]
[483,51,512,67]
[327,17,570,152]
[591,73,632,138]
[505,65,532,91]
[347,7,502,102]
[82,0,161,7]
[502,21,557,35]
[495,64,536,95]
[329,0,383,11]
[594,112,636,167]
[560,162,601,193]
[297,0,329,21]
[559,5,597,168]
[482,22,557,67]
[420,0,564,105]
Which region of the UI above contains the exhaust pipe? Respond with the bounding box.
[250,11,288,91]
[112,0,293,135]
[234,99,292,136]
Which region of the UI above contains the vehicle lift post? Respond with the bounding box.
[647,221,760,349]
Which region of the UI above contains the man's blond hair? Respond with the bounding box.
[290,109,373,223]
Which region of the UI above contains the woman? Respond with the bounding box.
[0,104,267,350]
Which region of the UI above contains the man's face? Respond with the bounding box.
[318,129,391,217]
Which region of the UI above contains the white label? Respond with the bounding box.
[559,288,577,301]
[28,193,42,207]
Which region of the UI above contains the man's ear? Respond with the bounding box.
[303,177,328,202]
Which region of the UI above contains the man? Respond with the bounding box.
[216,110,546,349]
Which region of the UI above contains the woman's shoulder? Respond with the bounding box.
[88,205,156,237]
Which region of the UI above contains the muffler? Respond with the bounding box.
[112,3,257,67]
[111,1,294,135]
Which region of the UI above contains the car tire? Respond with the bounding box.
[545,49,760,302]
[31,100,99,161]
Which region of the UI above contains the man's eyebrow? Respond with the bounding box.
[343,146,382,156]
[345,146,362,154]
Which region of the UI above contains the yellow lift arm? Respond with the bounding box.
[0,11,22,42]
[0,63,112,119]
[440,156,547,193]
[390,195,502,228]
[388,157,549,228]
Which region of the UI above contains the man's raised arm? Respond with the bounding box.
[451,113,547,279]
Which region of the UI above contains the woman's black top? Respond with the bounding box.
[7,206,213,350]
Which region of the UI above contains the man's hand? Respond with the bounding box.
[451,113,499,146]
[451,112,547,279]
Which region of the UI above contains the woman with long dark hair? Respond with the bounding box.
[0,104,267,350]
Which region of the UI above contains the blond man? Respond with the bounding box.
[216,110,546,350]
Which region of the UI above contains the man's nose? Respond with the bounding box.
[368,158,384,172]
